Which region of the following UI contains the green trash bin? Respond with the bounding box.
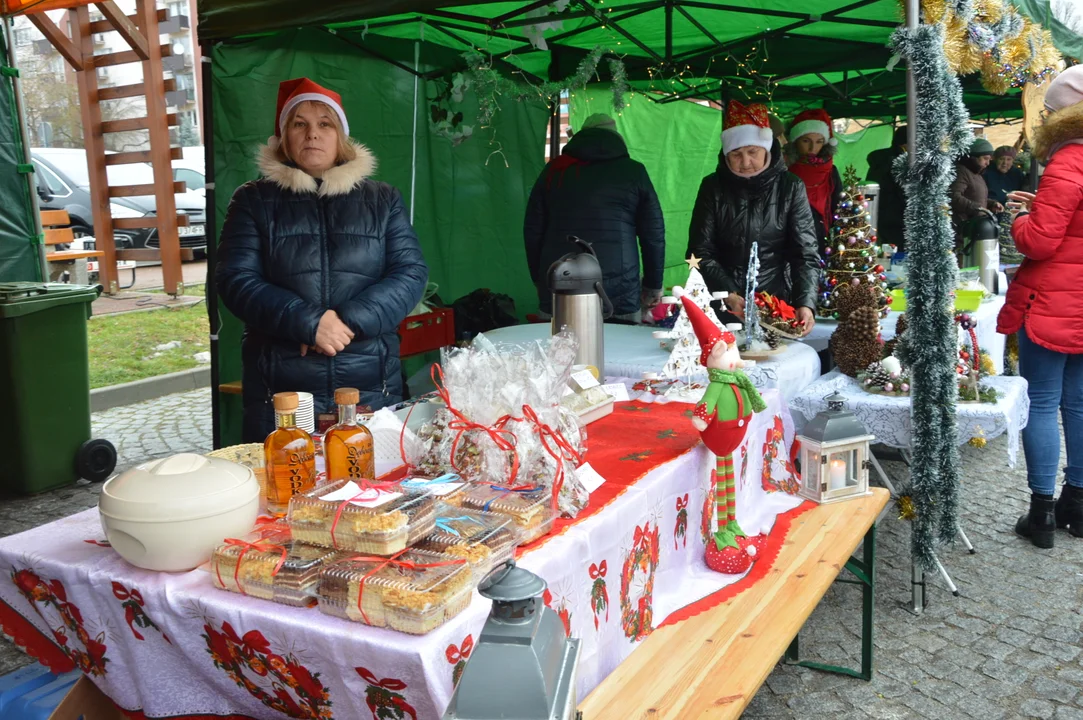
[0,282,117,495]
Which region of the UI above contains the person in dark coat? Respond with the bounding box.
[984,145,1026,205]
[786,108,843,255]
[950,137,1004,253]
[687,100,820,335]
[865,125,908,252]
[216,78,428,442]
[524,113,666,322]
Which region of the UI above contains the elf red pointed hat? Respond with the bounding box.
[722,100,774,155]
[273,78,350,139]
[789,108,837,147]
[672,286,736,365]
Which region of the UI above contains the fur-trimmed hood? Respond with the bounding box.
[1035,101,1083,162]
[256,138,377,197]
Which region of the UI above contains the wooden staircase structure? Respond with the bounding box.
[24,0,187,295]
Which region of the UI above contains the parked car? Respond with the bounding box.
[173,146,205,196]
[31,148,207,256]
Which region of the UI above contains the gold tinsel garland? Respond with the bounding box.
[919,0,1061,94]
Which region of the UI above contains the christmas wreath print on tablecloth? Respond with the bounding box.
[620,522,660,642]
[11,568,109,676]
[202,620,333,719]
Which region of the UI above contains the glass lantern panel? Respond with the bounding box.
[804,449,820,492]
[847,448,859,487]
[825,451,850,493]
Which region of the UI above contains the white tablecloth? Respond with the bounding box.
[803,296,1007,374]
[0,393,804,719]
[789,371,1029,466]
[479,323,821,403]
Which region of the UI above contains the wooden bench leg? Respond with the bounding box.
[785,520,877,681]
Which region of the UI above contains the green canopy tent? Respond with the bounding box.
[0,22,44,283]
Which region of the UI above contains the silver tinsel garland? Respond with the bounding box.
[892,24,970,571]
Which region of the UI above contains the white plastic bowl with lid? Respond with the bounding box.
[99,453,260,572]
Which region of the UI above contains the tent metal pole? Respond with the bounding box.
[410,27,422,225]
[4,20,48,283]
[904,0,924,616]
[548,52,560,162]
[201,48,222,450]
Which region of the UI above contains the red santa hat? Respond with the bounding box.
[273,78,350,139]
[672,286,737,366]
[788,108,837,147]
[722,100,774,155]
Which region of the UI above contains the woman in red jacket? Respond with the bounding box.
[997,65,1083,549]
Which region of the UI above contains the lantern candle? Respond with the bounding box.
[829,459,847,490]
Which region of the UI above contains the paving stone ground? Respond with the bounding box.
[1,390,1080,719]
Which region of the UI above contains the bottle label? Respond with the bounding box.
[288,450,315,492]
[345,445,374,480]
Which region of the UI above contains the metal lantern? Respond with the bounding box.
[443,561,581,720]
[796,392,875,504]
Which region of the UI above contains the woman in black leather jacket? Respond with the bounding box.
[216,78,428,442]
[687,100,820,335]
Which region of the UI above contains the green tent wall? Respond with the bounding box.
[0,25,42,283]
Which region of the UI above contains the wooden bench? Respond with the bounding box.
[578,488,891,719]
[41,209,105,263]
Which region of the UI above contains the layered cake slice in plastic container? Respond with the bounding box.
[413,503,519,584]
[317,549,473,634]
[286,479,436,555]
[456,485,554,544]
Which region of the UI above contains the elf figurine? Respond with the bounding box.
[673,286,768,575]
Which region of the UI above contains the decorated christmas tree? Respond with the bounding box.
[817,166,892,320]
[657,256,727,379]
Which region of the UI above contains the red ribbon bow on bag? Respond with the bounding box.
[401,365,521,482]
[520,404,583,514]
[589,560,608,579]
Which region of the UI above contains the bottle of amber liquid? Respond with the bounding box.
[324,387,376,482]
[264,392,317,515]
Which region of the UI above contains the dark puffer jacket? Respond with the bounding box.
[687,142,821,310]
[524,128,665,316]
[217,140,428,442]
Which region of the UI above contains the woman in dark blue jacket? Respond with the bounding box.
[216,78,428,442]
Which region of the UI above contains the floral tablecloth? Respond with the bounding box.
[789,371,1029,466]
[0,394,808,720]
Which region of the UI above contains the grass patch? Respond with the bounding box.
[88,298,210,389]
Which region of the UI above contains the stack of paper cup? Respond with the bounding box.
[295,392,316,434]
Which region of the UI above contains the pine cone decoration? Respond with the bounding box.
[850,306,881,341]
[865,362,890,387]
[830,282,884,377]
[764,328,780,349]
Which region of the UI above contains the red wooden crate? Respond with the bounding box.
[398,307,455,357]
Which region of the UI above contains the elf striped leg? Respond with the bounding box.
[713,454,745,550]
[715,454,732,530]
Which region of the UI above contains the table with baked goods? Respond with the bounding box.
[480,323,822,403]
[0,390,815,719]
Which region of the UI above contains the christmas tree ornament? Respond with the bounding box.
[674,288,767,576]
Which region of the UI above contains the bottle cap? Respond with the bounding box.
[273,392,299,412]
[335,387,360,405]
